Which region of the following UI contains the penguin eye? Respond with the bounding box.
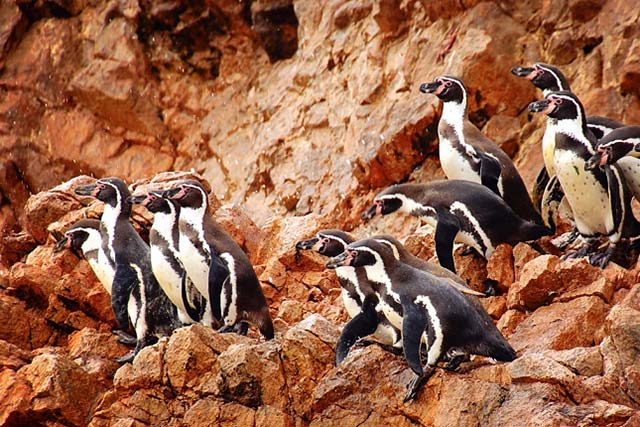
[349,250,359,257]
[322,237,330,244]
[556,98,563,104]
[444,81,453,87]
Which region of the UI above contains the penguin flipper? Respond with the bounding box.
[208,251,229,322]
[434,209,461,274]
[477,152,502,196]
[604,164,625,242]
[541,175,564,232]
[401,302,429,376]
[181,271,205,322]
[335,297,380,365]
[112,263,137,331]
[532,166,550,213]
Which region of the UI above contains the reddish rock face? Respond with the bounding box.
[2,0,640,426]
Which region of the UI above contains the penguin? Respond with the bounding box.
[129,191,206,325]
[361,180,551,274]
[528,91,640,267]
[75,178,180,363]
[326,239,516,402]
[586,126,640,168]
[511,63,632,240]
[164,180,274,339]
[419,75,542,226]
[296,229,403,363]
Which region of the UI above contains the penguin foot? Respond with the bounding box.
[552,229,580,251]
[561,245,591,261]
[443,353,470,371]
[114,349,136,364]
[233,321,249,336]
[403,366,435,403]
[354,339,403,355]
[458,246,479,257]
[218,325,235,334]
[113,330,137,346]
[588,246,615,269]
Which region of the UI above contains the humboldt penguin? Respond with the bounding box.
[129,191,206,325]
[75,178,180,362]
[362,180,551,274]
[586,126,640,168]
[296,229,402,363]
[326,239,516,402]
[419,75,542,225]
[165,180,274,339]
[528,91,640,267]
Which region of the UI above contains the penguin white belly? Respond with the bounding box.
[554,149,613,235]
[542,126,556,175]
[340,289,361,319]
[150,246,185,313]
[336,267,362,318]
[618,157,640,200]
[378,300,403,331]
[88,259,114,294]
[373,322,400,346]
[178,237,210,300]
[439,137,480,183]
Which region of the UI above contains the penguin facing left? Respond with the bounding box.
[129,191,206,325]
[326,239,516,402]
[75,178,180,363]
[586,126,640,168]
[165,180,274,339]
[419,75,542,226]
[362,180,551,274]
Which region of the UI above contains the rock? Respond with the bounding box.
[509,296,609,353]
[512,243,543,282]
[542,346,603,377]
[251,0,298,62]
[0,292,56,350]
[0,339,31,370]
[19,353,105,426]
[603,305,640,372]
[486,244,514,293]
[620,38,640,96]
[0,369,32,427]
[483,115,521,157]
[68,328,127,386]
[184,399,256,427]
[507,254,561,310]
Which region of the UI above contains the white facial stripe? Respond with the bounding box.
[356,246,401,304]
[450,201,494,257]
[335,266,366,307]
[537,64,565,91]
[378,193,437,217]
[375,239,400,260]
[414,295,444,366]
[601,138,640,148]
[320,233,349,248]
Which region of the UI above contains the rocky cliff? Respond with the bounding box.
[1,0,640,426]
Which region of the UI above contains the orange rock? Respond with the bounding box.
[507,255,561,310]
[486,243,515,293]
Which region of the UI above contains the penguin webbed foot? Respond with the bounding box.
[404,366,435,403]
[113,329,137,346]
[552,228,580,251]
[442,353,470,372]
[588,245,615,269]
[561,244,591,261]
[354,339,403,355]
[218,322,249,335]
[114,349,136,364]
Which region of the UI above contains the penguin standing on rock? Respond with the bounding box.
[419,75,542,226]
[362,180,551,274]
[326,239,516,402]
[129,191,206,325]
[165,180,274,339]
[528,92,640,267]
[75,178,180,363]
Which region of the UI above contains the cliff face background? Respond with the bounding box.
[1,0,640,426]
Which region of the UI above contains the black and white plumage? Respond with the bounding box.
[528,92,640,267]
[361,180,551,274]
[129,191,206,325]
[586,126,640,168]
[165,180,274,339]
[419,75,542,225]
[326,240,516,402]
[75,178,180,363]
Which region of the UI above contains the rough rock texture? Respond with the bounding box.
[2,0,640,426]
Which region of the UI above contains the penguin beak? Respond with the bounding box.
[128,194,149,205]
[584,152,602,171]
[326,251,352,269]
[74,183,98,197]
[597,146,610,166]
[296,237,319,251]
[361,203,378,221]
[528,99,551,114]
[634,142,640,153]
[511,66,535,78]
[163,187,183,200]
[419,81,441,94]
[53,236,70,253]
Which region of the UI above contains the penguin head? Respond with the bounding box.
[372,235,404,260]
[129,191,172,214]
[75,178,131,209]
[589,126,640,168]
[163,180,208,210]
[296,229,354,257]
[511,63,569,92]
[326,239,392,269]
[528,91,586,123]
[419,76,466,104]
[362,194,403,220]
[54,219,102,256]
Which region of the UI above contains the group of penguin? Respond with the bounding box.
[51,61,640,402]
[54,178,273,363]
[295,62,640,401]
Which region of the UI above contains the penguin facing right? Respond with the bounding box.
[326,239,516,402]
[164,180,274,339]
[362,180,551,274]
[75,178,180,362]
[129,191,206,325]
